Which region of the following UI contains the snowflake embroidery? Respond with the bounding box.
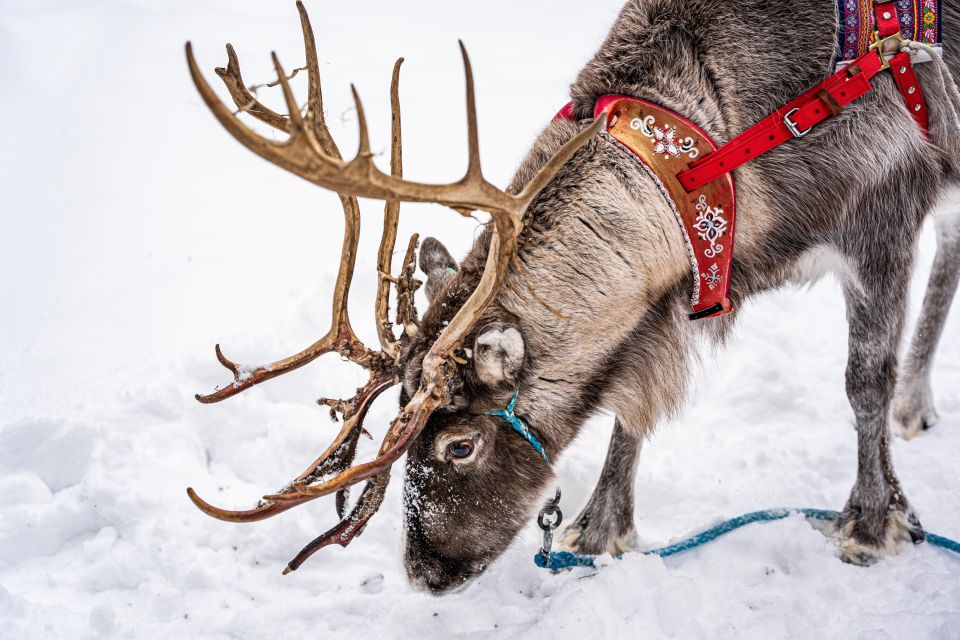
[702,263,722,290]
[693,195,728,258]
[653,124,681,158]
[631,115,699,160]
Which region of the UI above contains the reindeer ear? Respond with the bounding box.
[473,323,525,387]
[419,237,458,304]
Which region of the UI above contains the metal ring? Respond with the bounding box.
[538,509,563,531]
[537,488,564,531]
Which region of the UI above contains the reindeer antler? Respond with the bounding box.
[185,0,603,572]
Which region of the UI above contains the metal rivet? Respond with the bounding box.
[900,66,907,74]
[908,86,916,94]
[915,104,922,112]
[883,11,892,19]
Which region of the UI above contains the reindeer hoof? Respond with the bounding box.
[893,408,939,440]
[833,507,924,565]
[893,385,939,440]
[556,517,639,557]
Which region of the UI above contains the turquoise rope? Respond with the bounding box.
[484,388,550,463]
[534,508,960,571]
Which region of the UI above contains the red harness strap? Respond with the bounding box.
[875,1,929,133]
[678,1,928,193]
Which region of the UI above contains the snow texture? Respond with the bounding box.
[1,1,958,638]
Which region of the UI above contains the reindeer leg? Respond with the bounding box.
[893,204,960,439]
[556,417,642,556]
[835,223,925,565]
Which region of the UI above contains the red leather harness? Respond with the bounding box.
[555,1,930,319]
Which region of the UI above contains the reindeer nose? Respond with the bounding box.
[405,548,476,595]
[423,572,471,595]
[408,574,433,593]
[408,569,467,595]
[407,560,472,595]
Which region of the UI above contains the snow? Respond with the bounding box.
[2,1,959,638]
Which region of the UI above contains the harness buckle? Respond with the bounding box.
[870,29,905,71]
[783,108,811,138]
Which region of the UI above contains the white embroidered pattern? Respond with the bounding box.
[630,115,699,160]
[693,195,728,258]
[702,263,722,290]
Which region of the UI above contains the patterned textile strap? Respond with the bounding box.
[837,0,942,63]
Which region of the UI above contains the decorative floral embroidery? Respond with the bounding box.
[653,124,681,158]
[835,0,941,63]
[921,0,940,43]
[701,263,722,290]
[630,115,699,160]
[693,195,728,259]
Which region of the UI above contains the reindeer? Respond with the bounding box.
[186,0,960,593]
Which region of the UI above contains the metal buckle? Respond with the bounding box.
[869,29,905,71]
[783,108,811,138]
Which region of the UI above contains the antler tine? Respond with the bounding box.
[458,41,482,182]
[376,59,407,357]
[350,86,375,163]
[271,52,306,133]
[295,0,326,137]
[216,44,291,132]
[387,59,404,179]
[282,473,389,574]
[186,486,312,523]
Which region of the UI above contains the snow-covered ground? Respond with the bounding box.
[2,1,958,638]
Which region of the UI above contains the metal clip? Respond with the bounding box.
[870,29,905,71]
[783,108,812,138]
[537,488,563,556]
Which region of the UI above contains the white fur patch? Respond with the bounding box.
[790,244,862,291]
[474,327,525,385]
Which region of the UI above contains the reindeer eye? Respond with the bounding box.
[446,439,475,460]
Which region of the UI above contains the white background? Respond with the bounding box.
[1,1,958,638]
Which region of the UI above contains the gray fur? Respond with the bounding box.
[894,203,960,438]
[399,0,960,593]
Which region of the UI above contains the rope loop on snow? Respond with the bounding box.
[534,505,960,572]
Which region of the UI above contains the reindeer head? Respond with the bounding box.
[396,241,555,592]
[185,2,600,588]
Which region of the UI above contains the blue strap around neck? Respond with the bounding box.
[484,387,550,463]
